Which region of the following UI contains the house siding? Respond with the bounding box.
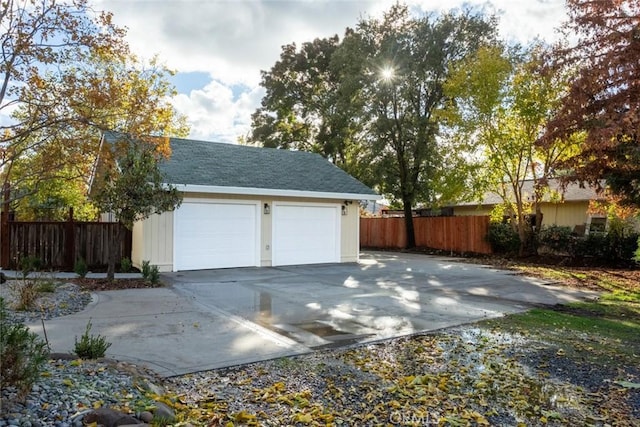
[453,201,591,231]
[132,212,174,272]
[340,202,359,262]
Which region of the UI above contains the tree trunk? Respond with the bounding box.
[106,225,125,282]
[517,219,527,257]
[403,200,416,249]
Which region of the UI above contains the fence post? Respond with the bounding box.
[65,207,75,270]
[1,184,10,268]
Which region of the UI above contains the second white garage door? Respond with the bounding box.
[174,200,260,271]
[272,203,340,266]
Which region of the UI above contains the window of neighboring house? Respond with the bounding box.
[587,216,607,234]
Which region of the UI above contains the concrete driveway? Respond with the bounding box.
[28,251,598,377]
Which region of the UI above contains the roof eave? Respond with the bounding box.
[173,183,381,201]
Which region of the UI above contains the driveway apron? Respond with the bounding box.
[28,251,598,377]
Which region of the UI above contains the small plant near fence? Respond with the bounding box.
[120,257,132,273]
[486,222,520,254]
[19,255,41,281]
[74,319,112,359]
[0,297,49,396]
[74,257,89,278]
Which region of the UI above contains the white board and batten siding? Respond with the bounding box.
[173,199,260,271]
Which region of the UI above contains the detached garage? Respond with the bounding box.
[124,135,379,272]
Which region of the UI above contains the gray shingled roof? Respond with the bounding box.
[148,136,376,197]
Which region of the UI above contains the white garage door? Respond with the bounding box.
[272,203,340,266]
[174,201,259,271]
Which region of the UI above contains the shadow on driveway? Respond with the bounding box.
[29,251,598,377]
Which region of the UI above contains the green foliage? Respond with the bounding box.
[92,136,183,231]
[538,225,574,252]
[486,222,520,254]
[19,255,41,280]
[74,319,112,360]
[446,44,580,256]
[634,236,640,263]
[571,231,639,266]
[74,257,89,278]
[141,261,160,285]
[36,280,57,293]
[250,4,499,247]
[141,260,152,280]
[11,165,99,221]
[91,136,183,281]
[147,265,160,285]
[0,298,49,396]
[120,257,132,273]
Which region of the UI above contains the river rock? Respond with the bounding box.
[83,408,140,427]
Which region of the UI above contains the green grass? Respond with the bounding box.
[486,292,640,363]
[504,306,638,339]
[36,281,57,293]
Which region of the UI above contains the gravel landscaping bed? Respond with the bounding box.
[0,281,92,324]
[1,358,155,427]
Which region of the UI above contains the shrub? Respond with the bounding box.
[538,225,574,253]
[12,281,39,311]
[147,265,160,285]
[74,319,112,359]
[74,257,88,278]
[486,222,520,254]
[18,255,41,280]
[573,233,608,259]
[141,260,151,280]
[0,298,49,396]
[572,231,640,266]
[635,236,640,263]
[120,257,132,273]
[608,231,640,265]
[36,281,57,293]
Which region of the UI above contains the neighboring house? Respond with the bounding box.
[452,179,607,235]
[99,133,379,272]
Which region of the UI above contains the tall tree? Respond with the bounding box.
[539,0,640,207]
[351,5,498,247]
[249,35,372,181]
[0,0,128,201]
[250,4,499,248]
[91,134,182,281]
[1,0,188,218]
[447,45,580,255]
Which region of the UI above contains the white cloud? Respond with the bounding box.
[172,80,265,143]
[96,0,568,143]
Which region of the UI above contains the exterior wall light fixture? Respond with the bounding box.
[264,203,270,214]
[342,203,348,216]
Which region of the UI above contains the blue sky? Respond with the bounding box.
[97,0,568,143]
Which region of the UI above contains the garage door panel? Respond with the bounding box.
[175,202,259,271]
[273,204,340,266]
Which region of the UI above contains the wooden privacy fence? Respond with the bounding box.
[360,216,492,254]
[0,211,132,270]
